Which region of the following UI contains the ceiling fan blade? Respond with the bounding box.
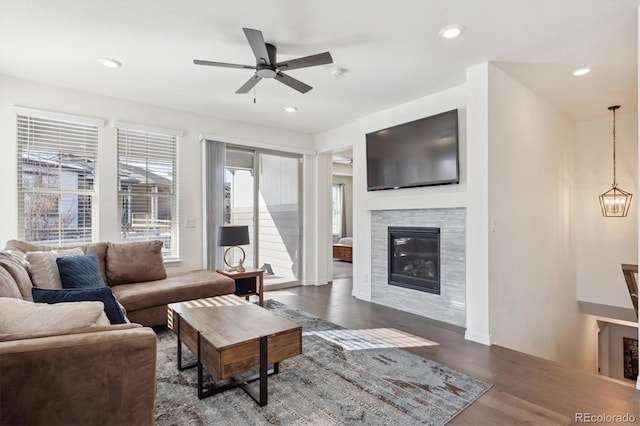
[276,52,333,71]
[193,59,255,69]
[235,74,262,94]
[243,28,271,65]
[275,72,312,94]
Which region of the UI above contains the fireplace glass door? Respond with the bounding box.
[388,226,440,294]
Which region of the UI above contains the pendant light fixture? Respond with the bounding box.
[599,105,632,217]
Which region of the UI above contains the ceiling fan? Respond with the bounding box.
[194,28,333,94]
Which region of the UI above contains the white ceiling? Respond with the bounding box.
[1,0,638,135]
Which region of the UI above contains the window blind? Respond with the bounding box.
[17,114,99,245]
[117,127,179,259]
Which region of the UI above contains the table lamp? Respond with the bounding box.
[218,225,250,272]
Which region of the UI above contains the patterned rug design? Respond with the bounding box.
[154,300,491,425]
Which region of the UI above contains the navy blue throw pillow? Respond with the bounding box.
[32,287,126,325]
[56,253,106,289]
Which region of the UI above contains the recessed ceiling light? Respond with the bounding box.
[573,67,590,76]
[284,106,298,113]
[330,67,347,77]
[439,24,464,39]
[99,57,122,68]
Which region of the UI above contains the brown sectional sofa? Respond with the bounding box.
[2,239,236,326]
[0,239,236,425]
[0,324,157,426]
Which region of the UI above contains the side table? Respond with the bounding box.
[216,267,265,307]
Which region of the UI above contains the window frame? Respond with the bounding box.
[332,183,343,236]
[116,122,181,260]
[15,107,103,246]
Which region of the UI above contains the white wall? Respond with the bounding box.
[465,63,491,345]
[0,75,314,276]
[314,83,494,343]
[313,62,632,370]
[301,153,332,285]
[488,64,596,372]
[575,112,638,309]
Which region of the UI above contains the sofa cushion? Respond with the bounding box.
[106,240,166,285]
[25,248,84,289]
[0,253,33,301]
[0,322,141,343]
[0,298,110,334]
[111,269,235,312]
[57,254,106,289]
[78,242,108,285]
[5,240,109,284]
[32,287,127,325]
[5,239,52,254]
[0,267,22,299]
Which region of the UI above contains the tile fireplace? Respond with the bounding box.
[371,208,466,326]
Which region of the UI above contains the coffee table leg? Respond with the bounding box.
[259,335,268,406]
[176,315,197,371]
[197,331,204,400]
[176,314,181,369]
[238,335,269,406]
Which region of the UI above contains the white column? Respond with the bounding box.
[464,63,491,345]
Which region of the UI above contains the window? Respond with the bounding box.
[117,125,179,259]
[17,110,101,245]
[332,184,343,236]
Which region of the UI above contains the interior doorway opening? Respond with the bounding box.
[331,147,353,280]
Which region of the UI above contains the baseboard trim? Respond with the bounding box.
[465,330,492,346]
[301,280,329,286]
[351,290,371,302]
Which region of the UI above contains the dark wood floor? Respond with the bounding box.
[268,278,639,425]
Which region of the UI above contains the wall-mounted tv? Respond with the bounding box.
[366,109,459,191]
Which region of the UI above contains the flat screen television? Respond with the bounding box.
[366,109,459,191]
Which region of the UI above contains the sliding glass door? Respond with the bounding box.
[224,147,301,287]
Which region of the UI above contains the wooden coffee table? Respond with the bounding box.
[167,295,302,406]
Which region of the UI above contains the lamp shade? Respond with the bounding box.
[218,225,250,246]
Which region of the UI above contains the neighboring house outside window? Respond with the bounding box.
[116,124,180,260]
[16,109,102,245]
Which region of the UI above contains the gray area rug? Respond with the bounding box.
[155,300,491,425]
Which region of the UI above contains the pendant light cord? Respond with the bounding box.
[612,107,617,187]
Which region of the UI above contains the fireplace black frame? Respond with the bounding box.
[388,226,440,295]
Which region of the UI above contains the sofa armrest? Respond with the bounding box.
[0,326,157,426]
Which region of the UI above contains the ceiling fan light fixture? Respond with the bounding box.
[98,57,122,68]
[193,27,333,95]
[256,67,277,78]
[573,67,590,76]
[284,106,298,113]
[439,24,464,39]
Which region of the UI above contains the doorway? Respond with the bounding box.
[331,148,353,280]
